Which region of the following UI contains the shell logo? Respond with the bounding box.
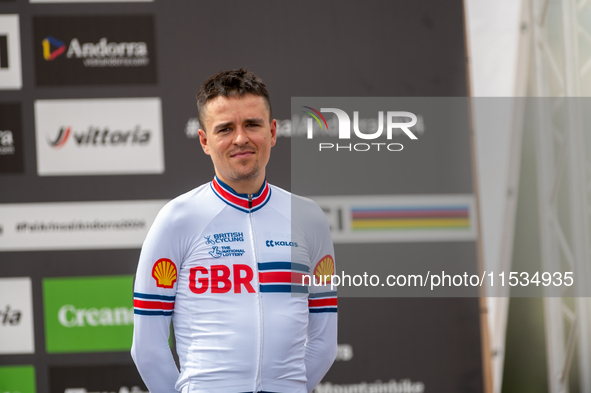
[152,258,177,288]
[313,255,334,284]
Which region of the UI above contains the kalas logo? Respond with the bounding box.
[303,106,418,152]
[48,125,151,148]
[42,36,66,61]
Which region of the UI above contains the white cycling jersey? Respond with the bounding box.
[131,176,338,393]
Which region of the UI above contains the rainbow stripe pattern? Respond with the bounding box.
[351,205,470,231]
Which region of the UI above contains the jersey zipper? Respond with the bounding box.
[248,194,264,391]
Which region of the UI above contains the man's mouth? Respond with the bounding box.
[230,150,255,158]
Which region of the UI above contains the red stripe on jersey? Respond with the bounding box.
[212,177,270,210]
[308,298,338,308]
[259,271,306,284]
[212,180,248,209]
[134,299,175,310]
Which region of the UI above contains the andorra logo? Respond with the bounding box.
[42,36,66,61]
[314,255,335,284]
[152,258,177,288]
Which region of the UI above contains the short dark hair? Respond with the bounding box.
[196,68,272,131]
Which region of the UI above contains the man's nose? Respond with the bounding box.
[233,126,249,145]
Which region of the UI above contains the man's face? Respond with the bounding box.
[198,94,277,189]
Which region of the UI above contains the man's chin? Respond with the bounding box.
[226,167,261,182]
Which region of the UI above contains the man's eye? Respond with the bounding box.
[246,123,260,128]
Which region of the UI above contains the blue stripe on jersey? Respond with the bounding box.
[258,262,310,272]
[134,309,173,316]
[260,284,309,293]
[133,292,176,301]
[309,291,337,298]
[309,308,338,313]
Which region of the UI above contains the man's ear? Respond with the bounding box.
[198,129,210,155]
[270,119,277,147]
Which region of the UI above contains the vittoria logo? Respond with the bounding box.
[33,15,157,86]
[35,98,164,176]
[47,125,151,148]
[152,259,177,288]
[42,36,65,61]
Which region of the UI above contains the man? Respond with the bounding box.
[131,69,338,393]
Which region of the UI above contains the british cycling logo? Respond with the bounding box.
[204,232,244,245]
[302,106,418,152]
[47,125,151,149]
[208,246,246,258]
[265,240,298,248]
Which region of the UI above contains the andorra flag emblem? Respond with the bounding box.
[313,255,334,284]
[152,258,177,288]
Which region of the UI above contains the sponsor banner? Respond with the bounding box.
[0,102,24,174]
[310,194,477,243]
[0,15,22,89]
[33,0,152,2]
[34,98,164,176]
[43,275,134,353]
[0,200,167,251]
[33,15,156,86]
[0,277,35,354]
[50,365,146,393]
[315,379,425,393]
[0,365,36,393]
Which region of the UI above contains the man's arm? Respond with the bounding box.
[302,200,338,392]
[131,203,183,393]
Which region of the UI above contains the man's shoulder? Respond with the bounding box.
[268,183,325,220]
[156,181,220,224]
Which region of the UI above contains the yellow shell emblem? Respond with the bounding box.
[313,255,334,284]
[152,258,177,288]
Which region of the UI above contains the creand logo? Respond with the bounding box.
[42,36,149,67]
[58,304,133,327]
[303,106,418,152]
[48,125,151,149]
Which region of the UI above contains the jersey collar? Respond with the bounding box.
[211,175,271,213]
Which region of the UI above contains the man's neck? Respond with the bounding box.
[215,173,266,195]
